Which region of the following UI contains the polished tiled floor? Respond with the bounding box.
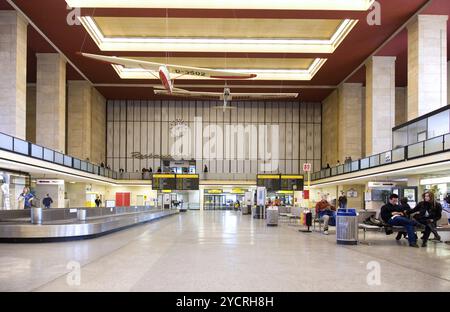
[0,211,449,292]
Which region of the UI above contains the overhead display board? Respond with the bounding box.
[152,174,177,190]
[176,174,200,190]
[280,175,304,191]
[257,174,281,192]
[153,174,199,191]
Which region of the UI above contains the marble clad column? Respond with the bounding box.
[365,56,396,156]
[0,11,27,139]
[67,81,92,161]
[338,83,363,161]
[36,53,66,152]
[407,15,448,120]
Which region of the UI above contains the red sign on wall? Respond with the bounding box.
[303,163,312,172]
[303,190,310,200]
[116,192,130,207]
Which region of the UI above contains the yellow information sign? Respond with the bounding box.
[153,174,176,178]
[257,174,280,179]
[206,189,223,194]
[281,175,304,179]
[177,174,199,178]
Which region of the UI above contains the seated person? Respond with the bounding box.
[315,195,336,235]
[408,191,442,246]
[380,194,420,248]
[395,197,412,241]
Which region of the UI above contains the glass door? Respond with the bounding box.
[204,195,227,210]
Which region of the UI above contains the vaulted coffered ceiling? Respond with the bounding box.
[1,0,449,101]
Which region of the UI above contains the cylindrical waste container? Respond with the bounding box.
[266,206,278,226]
[31,207,43,224]
[77,209,87,221]
[242,205,251,215]
[336,208,358,245]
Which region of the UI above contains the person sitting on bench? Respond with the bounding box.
[380,194,421,248]
[408,191,442,247]
[395,197,413,241]
[315,195,336,235]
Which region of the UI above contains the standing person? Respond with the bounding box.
[42,194,53,209]
[380,194,420,248]
[338,191,347,208]
[408,191,442,247]
[203,165,208,173]
[315,195,336,235]
[336,160,341,167]
[18,187,34,209]
[274,196,281,206]
[442,194,450,223]
[95,195,102,207]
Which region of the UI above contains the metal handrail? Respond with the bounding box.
[0,131,119,179]
[311,132,450,181]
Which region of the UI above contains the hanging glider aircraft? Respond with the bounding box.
[79,52,257,94]
[153,86,299,111]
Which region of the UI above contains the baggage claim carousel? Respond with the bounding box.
[0,206,179,243]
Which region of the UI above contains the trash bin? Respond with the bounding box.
[77,209,87,221]
[336,208,358,245]
[252,205,265,219]
[31,207,43,224]
[266,206,278,226]
[242,205,251,215]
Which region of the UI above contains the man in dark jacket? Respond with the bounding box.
[42,194,53,209]
[380,194,420,247]
[395,197,412,240]
[408,191,442,247]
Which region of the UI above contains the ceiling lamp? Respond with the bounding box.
[80,16,357,53]
[67,0,375,11]
[112,59,327,81]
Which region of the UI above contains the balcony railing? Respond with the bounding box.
[0,132,118,180]
[311,133,450,181]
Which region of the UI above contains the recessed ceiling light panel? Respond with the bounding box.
[67,0,375,11]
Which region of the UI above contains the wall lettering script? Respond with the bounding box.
[130,152,172,159]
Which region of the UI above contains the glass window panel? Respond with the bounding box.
[425,136,443,154]
[392,147,405,162]
[393,126,408,148]
[13,138,28,155]
[31,144,43,158]
[445,134,450,150]
[54,152,64,164]
[370,155,379,167]
[408,142,424,158]
[360,158,370,169]
[43,148,54,161]
[408,119,427,144]
[73,158,81,169]
[0,133,13,150]
[427,110,449,139]
[380,151,392,164]
[64,155,72,167]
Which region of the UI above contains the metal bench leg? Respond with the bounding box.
[359,228,371,246]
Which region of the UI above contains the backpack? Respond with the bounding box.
[363,216,383,227]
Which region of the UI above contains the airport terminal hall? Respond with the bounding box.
[1,0,450,294]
